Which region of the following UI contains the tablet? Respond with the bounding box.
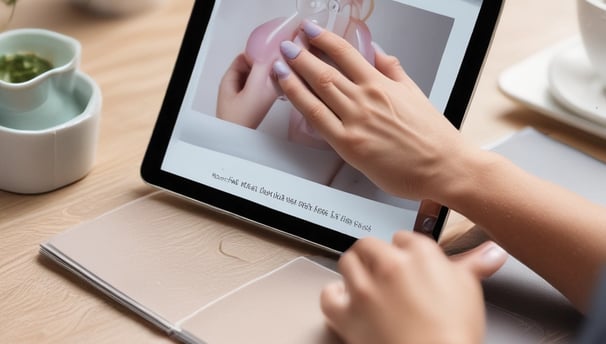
[141,0,503,253]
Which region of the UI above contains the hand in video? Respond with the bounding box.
[274,21,474,202]
[217,53,279,129]
[218,0,376,144]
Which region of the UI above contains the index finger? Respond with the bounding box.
[347,237,395,275]
[301,20,376,83]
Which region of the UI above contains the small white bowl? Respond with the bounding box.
[0,71,101,194]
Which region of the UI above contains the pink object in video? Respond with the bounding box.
[244,0,375,66]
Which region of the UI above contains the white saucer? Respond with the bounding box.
[498,37,606,140]
[548,40,606,126]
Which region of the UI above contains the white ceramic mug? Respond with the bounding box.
[577,0,606,85]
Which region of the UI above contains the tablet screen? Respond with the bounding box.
[142,0,502,253]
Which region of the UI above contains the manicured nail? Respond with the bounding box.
[280,41,302,59]
[371,41,385,55]
[482,244,508,264]
[273,60,291,80]
[302,19,323,38]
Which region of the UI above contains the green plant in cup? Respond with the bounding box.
[0,1,56,83]
[0,52,54,83]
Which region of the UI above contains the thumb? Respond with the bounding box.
[320,281,349,320]
[320,280,350,337]
[450,241,508,279]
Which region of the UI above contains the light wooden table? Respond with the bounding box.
[1,0,605,342]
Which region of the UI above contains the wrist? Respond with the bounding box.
[429,144,504,213]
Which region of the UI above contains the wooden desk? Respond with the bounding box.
[1,0,605,342]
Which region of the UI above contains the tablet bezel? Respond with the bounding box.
[141,0,504,253]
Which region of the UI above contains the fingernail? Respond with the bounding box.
[482,244,508,264]
[280,41,302,59]
[371,41,385,54]
[302,19,323,38]
[273,60,291,80]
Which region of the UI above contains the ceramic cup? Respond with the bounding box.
[0,29,102,194]
[577,0,606,85]
[0,29,80,114]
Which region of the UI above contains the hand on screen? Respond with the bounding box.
[273,20,475,202]
[320,231,507,344]
[217,54,279,129]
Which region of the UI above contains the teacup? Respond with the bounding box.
[0,29,80,114]
[577,0,606,85]
[0,29,102,194]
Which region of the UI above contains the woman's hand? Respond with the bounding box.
[273,21,606,317]
[217,54,278,128]
[320,231,508,344]
[273,20,476,201]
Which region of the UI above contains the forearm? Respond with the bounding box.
[270,22,606,311]
[436,148,606,312]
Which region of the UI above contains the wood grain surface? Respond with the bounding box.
[1,0,604,343]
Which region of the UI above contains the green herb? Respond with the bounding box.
[0,53,54,83]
